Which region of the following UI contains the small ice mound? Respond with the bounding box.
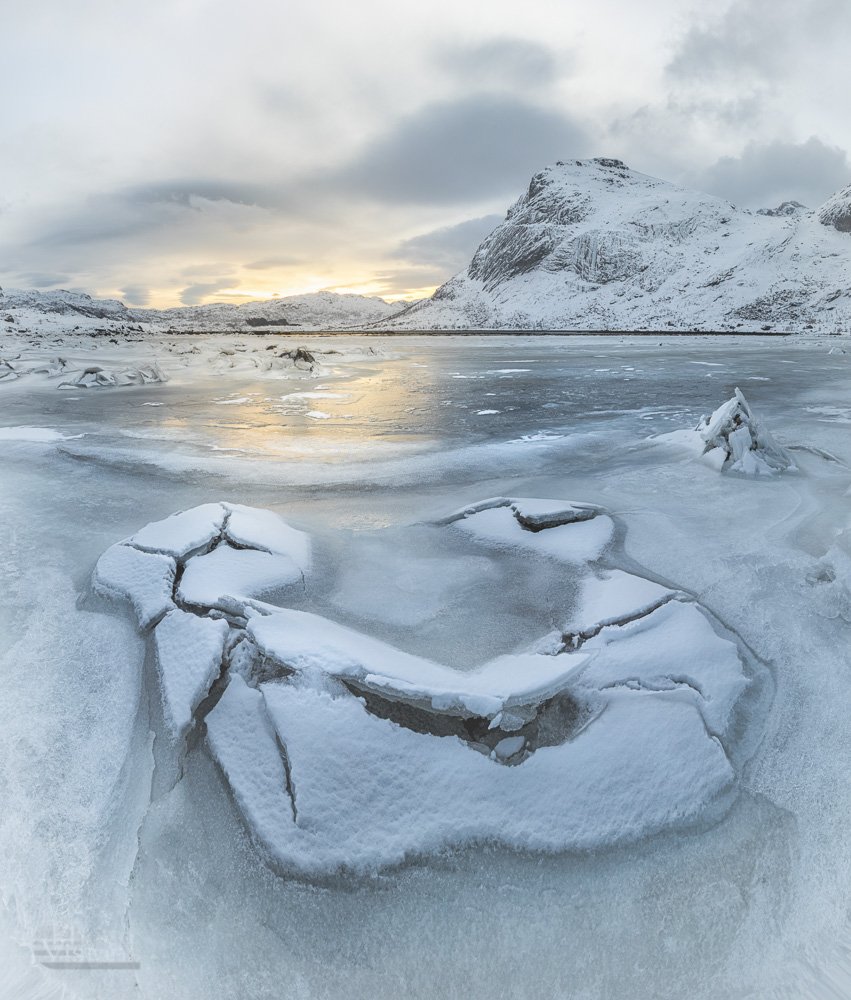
[657,388,795,476]
[696,388,795,475]
[94,499,768,876]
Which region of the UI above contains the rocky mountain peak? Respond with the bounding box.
[817,184,851,232]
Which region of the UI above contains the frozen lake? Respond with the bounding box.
[2,333,851,999]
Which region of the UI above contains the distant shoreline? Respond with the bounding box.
[151,328,799,338]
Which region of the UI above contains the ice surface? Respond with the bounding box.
[0,425,70,442]
[153,611,230,739]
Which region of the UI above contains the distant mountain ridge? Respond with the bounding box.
[387,158,851,333]
[0,287,402,334]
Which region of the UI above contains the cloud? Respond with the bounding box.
[393,214,502,271]
[334,95,588,204]
[667,0,850,83]
[693,137,851,208]
[179,277,237,306]
[435,38,563,89]
[19,271,70,288]
[120,284,150,306]
[244,255,305,270]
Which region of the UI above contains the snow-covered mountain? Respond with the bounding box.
[388,158,851,333]
[133,291,402,331]
[0,287,403,336]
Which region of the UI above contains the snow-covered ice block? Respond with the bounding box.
[93,543,175,629]
[206,681,735,875]
[153,610,230,739]
[223,503,311,570]
[178,546,303,611]
[454,504,614,562]
[575,600,748,737]
[127,503,226,558]
[565,569,681,634]
[248,608,589,719]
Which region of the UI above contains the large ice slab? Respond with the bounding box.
[153,610,230,739]
[204,678,735,874]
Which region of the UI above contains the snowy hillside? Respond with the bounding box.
[388,158,851,333]
[0,287,404,336]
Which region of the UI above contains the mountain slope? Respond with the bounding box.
[388,158,851,332]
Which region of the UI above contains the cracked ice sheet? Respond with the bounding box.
[575,601,748,738]
[127,503,226,558]
[207,675,734,875]
[153,611,230,739]
[247,608,590,718]
[178,546,304,611]
[454,506,615,563]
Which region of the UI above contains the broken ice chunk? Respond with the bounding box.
[223,503,311,570]
[178,545,303,612]
[127,502,227,558]
[93,543,175,629]
[565,569,682,637]
[153,610,230,739]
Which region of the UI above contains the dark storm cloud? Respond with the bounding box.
[28,180,296,250]
[333,96,588,204]
[435,38,562,89]
[694,137,850,209]
[393,214,502,271]
[667,0,849,82]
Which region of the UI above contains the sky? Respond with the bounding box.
[1,0,850,308]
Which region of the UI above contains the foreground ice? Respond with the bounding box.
[93,498,764,875]
[657,387,796,475]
